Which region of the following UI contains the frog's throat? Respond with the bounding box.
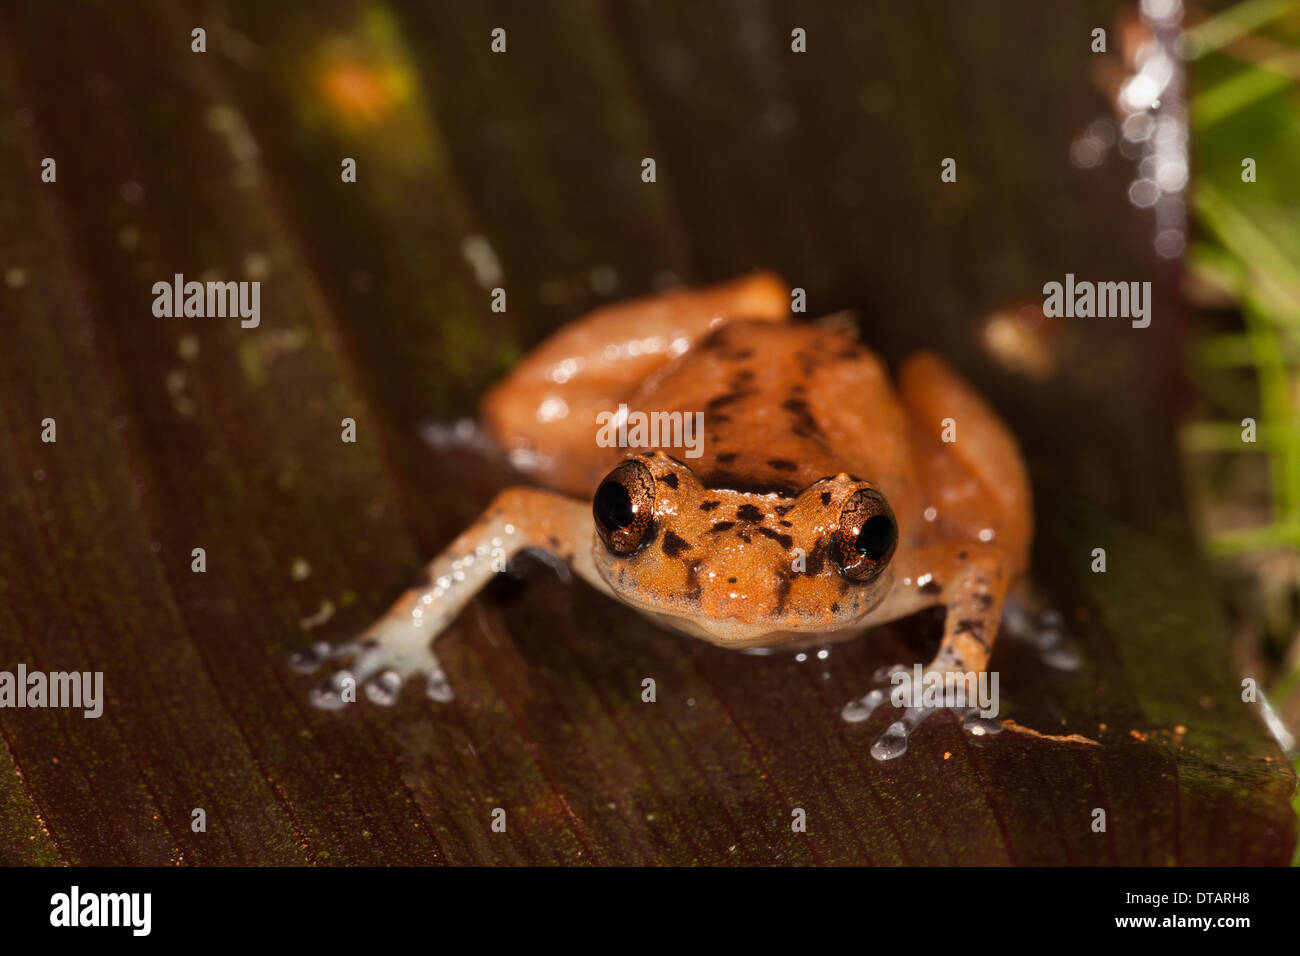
[630,606,871,650]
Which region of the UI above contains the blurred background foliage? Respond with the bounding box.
[1180,0,1300,851]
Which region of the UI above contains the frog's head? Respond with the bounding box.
[589,452,899,648]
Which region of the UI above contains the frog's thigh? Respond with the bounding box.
[481,273,789,496]
[898,351,1032,566]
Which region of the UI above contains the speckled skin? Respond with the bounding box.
[300,274,1032,717]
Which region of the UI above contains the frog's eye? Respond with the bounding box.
[593,459,657,555]
[831,488,898,582]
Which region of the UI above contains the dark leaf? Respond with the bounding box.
[0,0,1292,865]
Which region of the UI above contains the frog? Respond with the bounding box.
[293,272,1033,759]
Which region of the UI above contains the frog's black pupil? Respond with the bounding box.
[594,481,635,530]
[855,514,895,560]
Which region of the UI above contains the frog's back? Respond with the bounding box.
[626,321,920,520]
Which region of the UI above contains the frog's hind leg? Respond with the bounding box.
[898,351,1032,574]
[480,273,789,497]
[291,487,608,708]
[900,356,1072,672]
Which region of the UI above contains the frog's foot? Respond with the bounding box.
[841,665,1002,760]
[869,703,1003,760]
[288,487,594,711]
[289,620,454,710]
[1001,592,1080,672]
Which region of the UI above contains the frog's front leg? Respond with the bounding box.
[920,547,1009,677]
[843,541,1012,759]
[293,488,604,709]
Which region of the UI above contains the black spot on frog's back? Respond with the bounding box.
[683,560,703,602]
[756,526,793,550]
[804,538,827,576]
[661,530,692,557]
[706,390,753,412]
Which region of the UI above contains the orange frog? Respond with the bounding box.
[295,274,1033,758]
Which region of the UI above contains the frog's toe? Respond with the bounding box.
[839,663,909,722]
[869,704,945,760]
[842,662,1004,758]
[1002,595,1080,672]
[288,642,326,675]
[288,638,353,674]
[842,692,948,759]
[841,688,887,723]
[1028,610,1080,671]
[309,669,356,711]
[871,706,1003,760]
[363,669,404,706]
